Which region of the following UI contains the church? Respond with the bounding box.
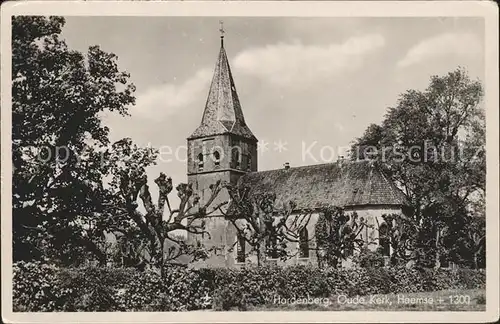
[186,32,408,268]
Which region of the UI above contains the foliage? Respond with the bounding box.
[13,262,486,312]
[349,68,485,268]
[213,286,248,311]
[315,207,369,268]
[12,15,135,264]
[354,247,386,268]
[475,294,486,305]
[377,213,419,266]
[11,16,224,271]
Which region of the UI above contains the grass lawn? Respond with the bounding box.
[249,288,486,311]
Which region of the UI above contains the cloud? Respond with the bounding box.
[232,34,385,87]
[397,32,482,68]
[130,68,212,119]
[129,34,386,118]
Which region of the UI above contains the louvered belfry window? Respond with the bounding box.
[197,153,204,171]
[213,150,220,167]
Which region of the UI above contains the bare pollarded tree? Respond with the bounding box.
[101,139,228,275]
[222,184,315,266]
[314,207,372,268]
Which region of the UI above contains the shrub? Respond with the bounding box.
[213,286,248,311]
[12,261,486,312]
[13,261,63,311]
[475,294,486,305]
[455,268,486,289]
[354,248,385,268]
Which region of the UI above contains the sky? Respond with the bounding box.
[60,16,485,200]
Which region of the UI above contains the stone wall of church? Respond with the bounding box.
[189,216,230,268]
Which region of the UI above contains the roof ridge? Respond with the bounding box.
[242,160,371,175]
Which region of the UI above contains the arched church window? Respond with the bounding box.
[213,151,220,167]
[236,234,245,263]
[299,227,309,258]
[378,222,390,257]
[198,153,204,171]
[247,155,252,171]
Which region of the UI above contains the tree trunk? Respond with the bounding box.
[160,251,166,278]
[316,249,324,269]
[159,237,166,278]
[257,242,266,266]
[434,227,441,269]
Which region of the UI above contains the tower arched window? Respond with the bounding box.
[213,150,220,167]
[197,153,204,171]
[299,227,309,258]
[236,234,245,263]
[378,222,390,257]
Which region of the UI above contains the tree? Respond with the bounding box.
[377,213,418,266]
[101,138,226,275]
[314,207,369,268]
[444,194,485,269]
[350,68,485,267]
[11,16,224,271]
[223,185,315,266]
[350,124,385,161]
[12,16,135,263]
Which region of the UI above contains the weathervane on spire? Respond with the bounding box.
[219,20,225,47]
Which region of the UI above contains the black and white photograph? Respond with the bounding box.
[1,1,498,323]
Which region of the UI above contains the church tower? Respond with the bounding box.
[187,24,258,266]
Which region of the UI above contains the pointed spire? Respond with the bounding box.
[189,25,256,141]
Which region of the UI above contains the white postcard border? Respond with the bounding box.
[1,1,498,323]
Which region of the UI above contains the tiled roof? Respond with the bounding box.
[237,160,408,210]
[189,43,256,141]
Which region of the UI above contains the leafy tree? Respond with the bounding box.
[350,68,485,267]
[12,16,135,263]
[350,124,384,161]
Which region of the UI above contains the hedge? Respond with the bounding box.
[13,261,486,311]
